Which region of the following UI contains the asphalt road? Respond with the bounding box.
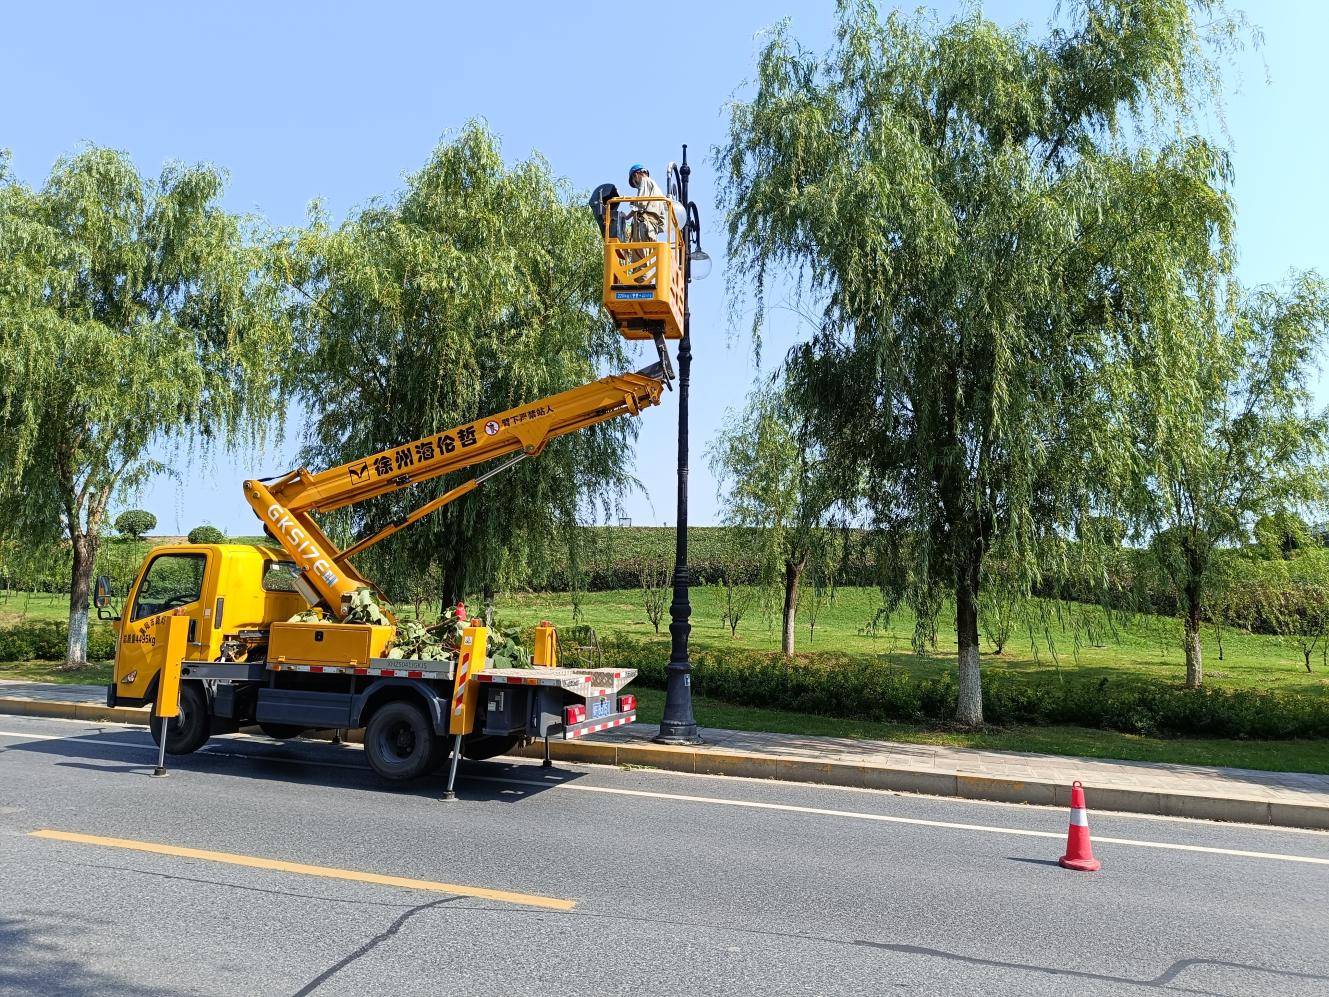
[1,715,1327,997]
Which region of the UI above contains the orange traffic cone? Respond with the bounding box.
[1058,780,1101,872]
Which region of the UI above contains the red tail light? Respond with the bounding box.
[617,694,636,712]
[564,704,586,725]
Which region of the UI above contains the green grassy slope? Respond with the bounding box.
[500,586,1329,699]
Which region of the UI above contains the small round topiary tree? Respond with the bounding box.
[114,509,157,540]
[187,524,227,544]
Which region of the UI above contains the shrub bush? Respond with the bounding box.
[187,525,226,544]
[0,620,117,662]
[114,509,157,540]
[602,636,1329,740]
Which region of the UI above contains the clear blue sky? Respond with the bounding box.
[3,1,1326,535]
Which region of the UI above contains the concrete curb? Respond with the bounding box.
[4,694,1327,830]
[0,696,149,726]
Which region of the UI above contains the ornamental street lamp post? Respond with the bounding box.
[656,145,704,745]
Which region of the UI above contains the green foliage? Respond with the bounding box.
[636,556,669,634]
[1223,554,1329,672]
[0,536,154,598]
[278,121,633,608]
[383,602,532,665]
[114,510,156,540]
[718,562,759,640]
[606,634,1329,740]
[385,614,457,660]
[1133,279,1329,687]
[486,625,532,669]
[0,619,115,662]
[1079,516,1127,548]
[0,146,291,662]
[345,587,393,626]
[707,387,839,577]
[541,526,765,590]
[708,385,841,655]
[1254,510,1314,560]
[979,578,1023,655]
[93,538,153,604]
[186,525,226,545]
[719,0,1257,722]
[0,536,68,594]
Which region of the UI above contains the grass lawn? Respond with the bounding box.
[500,586,1329,699]
[0,659,112,684]
[0,592,70,626]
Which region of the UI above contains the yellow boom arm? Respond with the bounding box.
[244,363,668,618]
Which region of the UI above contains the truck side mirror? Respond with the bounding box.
[94,575,119,621]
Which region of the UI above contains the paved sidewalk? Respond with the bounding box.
[4,678,1328,828]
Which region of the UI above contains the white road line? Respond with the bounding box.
[0,713,144,728]
[0,729,144,745]
[4,726,1329,867]
[0,729,370,771]
[0,728,66,739]
[4,716,1327,834]
[476,777,1329,866]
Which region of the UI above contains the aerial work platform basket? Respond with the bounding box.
[602,195,687,341]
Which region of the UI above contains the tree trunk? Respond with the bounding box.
[781,558,803,657]
[483,584,495,628]
[1183,592,1203,689]
[955,570,983,726]
[437,554,464,615]
[1304,648,1314,673]
[65,531,98,668]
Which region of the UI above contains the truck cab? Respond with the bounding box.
[107,543,303,708]
[102,543,638,785]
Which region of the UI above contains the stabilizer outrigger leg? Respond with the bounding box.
[441,732,464,801]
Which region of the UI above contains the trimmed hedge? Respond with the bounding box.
[541,526,879,591]
[187,525,227,544]
[603,637,1329,741]
[0,620,117,662]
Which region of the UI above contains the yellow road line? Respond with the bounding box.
[30,829,574,911]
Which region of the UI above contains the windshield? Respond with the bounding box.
[131,553,207,621]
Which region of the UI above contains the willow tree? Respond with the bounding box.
[0,148,290,664]
[708,384,839,656]
[281,123,635,606]
[1132,277,1329,687]
[719,0,1244,723]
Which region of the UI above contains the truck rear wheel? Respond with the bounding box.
[364,700,437,782]
[149,682,211,756]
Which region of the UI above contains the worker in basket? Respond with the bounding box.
[627,163,666,243]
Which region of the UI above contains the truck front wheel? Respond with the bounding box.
[364,700,437,782]
[149,682,211,755]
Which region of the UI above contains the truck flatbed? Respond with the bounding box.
[268,658,457,681]
[475,667,636,698]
